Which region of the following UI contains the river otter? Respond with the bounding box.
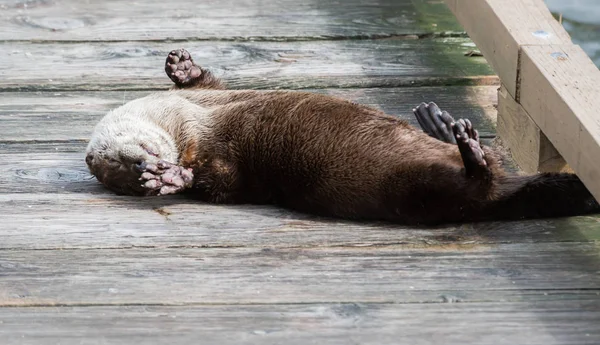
[85,48,599,225]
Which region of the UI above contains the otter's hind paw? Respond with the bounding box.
[452,118,488,179]
[413,102,456,144]
[137,160,194,196]
[165,48,203,87]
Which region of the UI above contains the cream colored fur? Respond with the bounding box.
[86,91,211,171]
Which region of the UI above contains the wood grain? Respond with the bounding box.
[444,0,571,97]
[0,39,495,91]
[0,86,498,142]
[2,0,598,342]
[0,243,599,306]
[0,141,529,195]
[496,84,570,173]
[0,137,501,155]
[0,0,462,42]
[0,192,599,250]
[1,301,600,345]
[519,45,600,203]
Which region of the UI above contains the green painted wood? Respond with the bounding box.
[0,39,495,91]
[0,0,463,42]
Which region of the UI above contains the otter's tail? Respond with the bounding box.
[412,102,599,221]
[482,173,599,221]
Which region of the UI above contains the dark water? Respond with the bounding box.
[545,0,600,67]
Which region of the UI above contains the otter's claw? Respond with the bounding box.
[138,160,194,195]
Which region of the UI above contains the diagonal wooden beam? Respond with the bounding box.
[444,0,571,98]
[519,45,600,191]
[444,0,600,202]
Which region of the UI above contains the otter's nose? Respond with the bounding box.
[85,153,94,166]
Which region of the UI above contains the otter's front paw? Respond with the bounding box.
[137,160,194,196]
[165,48,202,87]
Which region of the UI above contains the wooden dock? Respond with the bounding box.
[0,0,599,343]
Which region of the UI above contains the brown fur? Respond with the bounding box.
[86,52,599,225]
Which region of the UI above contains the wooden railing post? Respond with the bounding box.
[444,0,600,201]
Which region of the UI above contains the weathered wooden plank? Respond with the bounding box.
[0,243,599,306]
[442,0,600,178]
[0,145,535,195]
[0,192,599,250]
[444,0,571,97]
[0,0,463,42]
[1,301,600,345]
[0,86,498,142]
[1,138,503,157]
[0,39,495,91]
[519,45,600,204]
[496,84,570,173]
[0,137,502,154]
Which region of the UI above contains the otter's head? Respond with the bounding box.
[85,110,179,195]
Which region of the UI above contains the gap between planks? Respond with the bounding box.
[0,32,470,44]
[1,291,600,307]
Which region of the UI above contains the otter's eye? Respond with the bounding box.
[140,143,159,157]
